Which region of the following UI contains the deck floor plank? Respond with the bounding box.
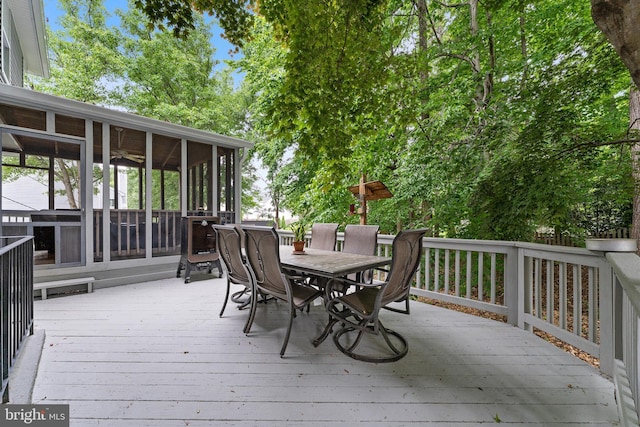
[31,277,619,426]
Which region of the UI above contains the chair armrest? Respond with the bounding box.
[283,271,309,285]
[326,277,382,299]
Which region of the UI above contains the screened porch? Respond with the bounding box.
[0,84,251,276]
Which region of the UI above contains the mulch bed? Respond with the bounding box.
[419,297,599,369]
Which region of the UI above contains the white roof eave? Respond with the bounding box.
[8,0,50,78]
[0,84,254,149]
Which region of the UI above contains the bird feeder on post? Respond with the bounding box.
[348,174,393,225]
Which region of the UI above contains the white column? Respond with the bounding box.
[102,124,111,262]
[181,139,187,217]
[145,132,153,259]
[211,144,218,218]
[84,120,94,266]
[234,148,243,223]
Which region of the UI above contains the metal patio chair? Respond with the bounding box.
[212,224,252,317]
[309,223,339,251]
[342,224,380,284]
[242,226,323,357]
[325,228,427,363]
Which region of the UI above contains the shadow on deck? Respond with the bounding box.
[21,277,618,426]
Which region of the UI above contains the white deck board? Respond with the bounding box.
[31,277,619,426]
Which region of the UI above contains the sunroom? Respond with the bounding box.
[0,83,252,286]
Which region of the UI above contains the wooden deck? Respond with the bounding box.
[30,276,619,426]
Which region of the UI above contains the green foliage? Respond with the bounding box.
[32,0,124,104]
[133,0,253,46]
[239,0,634,240]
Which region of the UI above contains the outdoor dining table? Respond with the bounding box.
[279,246,392,345]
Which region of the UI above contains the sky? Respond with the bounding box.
[42,0,243,79]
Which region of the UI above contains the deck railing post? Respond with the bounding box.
[599,258,614,377]
[505,245,520,326]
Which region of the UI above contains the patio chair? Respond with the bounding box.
[325,228,427,363]
[212,224,252,317]
[242,225,323,357]
[308,223,339,251]
[342,224,380,284]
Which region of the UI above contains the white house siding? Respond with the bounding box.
[2,174,126,210]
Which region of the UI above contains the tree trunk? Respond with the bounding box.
[591,0,640,89]
[591,0,640,252]
[416,0,428,78]
[631,89,640,253]
[55,159,78,209]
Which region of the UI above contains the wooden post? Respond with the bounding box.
[348,174,392,225]
[359,174,367,225]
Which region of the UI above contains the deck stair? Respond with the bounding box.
[34,277,95,300]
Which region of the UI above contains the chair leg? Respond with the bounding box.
[231,287,251,308]
[244,288,258,334]
[235,289,252,310]
[345,326,367,354]
[378,320,405,355]
[219,278,231,317]
[333,319,408,363]
[280,303,295,357]
[184,263,192,283]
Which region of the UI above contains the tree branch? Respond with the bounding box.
[433,0,468,8]
[554,138,640,158]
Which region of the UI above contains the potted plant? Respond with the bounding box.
[290,222,307,253]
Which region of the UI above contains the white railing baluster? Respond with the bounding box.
[455,250,461,297]
[425,248,430,291]
[466,251,472,299]
[572,264,580,336]
[490,253,496,304]
[559,262,566,330]
[588,267,596,342]
[535,258,541,319]
[444,249,450,295]
[434,248,440,293]
[477,252,483,301]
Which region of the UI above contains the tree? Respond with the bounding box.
[115,2,258,213]
[133,0,637,242]
[26,0,122,209]
[133,0,253,45]
[591,0,640,250]
[35,0,123,103]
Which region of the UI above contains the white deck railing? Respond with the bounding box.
[606,252,640,426]
[279,229,639,423]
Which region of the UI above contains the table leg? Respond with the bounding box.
[312,277,344,346]
[313,315,338,347]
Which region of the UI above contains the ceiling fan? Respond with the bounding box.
[111,127,145,164]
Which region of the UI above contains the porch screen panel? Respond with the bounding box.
[151,135,181,256]
[1,134,82,266]
[187,141,213,216]
[108,127,146,260]
[217,147,235,223]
